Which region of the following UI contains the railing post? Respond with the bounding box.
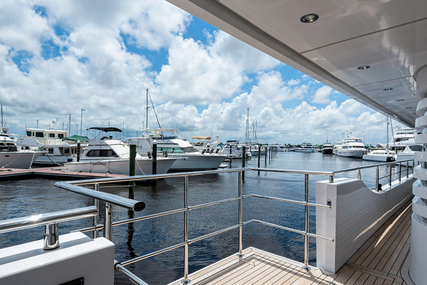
[238,171,243,258]
[399,162,402,182]
[104,202,112,241]
[376,167,380,191]
[43,223,60,250]
[303,174,310,270]
[407,161,409,178]
[389,164,392,186]
[329,174,334,183]
[183,176,190,284]
[357,169,361,180]
[94,183,100,238]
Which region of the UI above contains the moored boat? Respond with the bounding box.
[333,137,366,158]
[362,149,395,162]
[295,143,315,153]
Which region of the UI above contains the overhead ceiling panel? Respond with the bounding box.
[167,0,427,126]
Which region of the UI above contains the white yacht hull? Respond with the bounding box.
[334,150,365,158]
[64,158,176,175]
[294,149,315,153]
[33,154,75,166]
[362,154,394,162]
[167,153,226,171]
[0,151,42,169]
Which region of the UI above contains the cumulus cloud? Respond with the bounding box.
[0,1,390,146]
[312,86,332,104]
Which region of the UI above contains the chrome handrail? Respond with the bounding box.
[0,206,97,234]
[54,182,145,211]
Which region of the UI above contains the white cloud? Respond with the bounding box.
[0,1,390,147]
[0,0,51,54]
[312,86,332,104]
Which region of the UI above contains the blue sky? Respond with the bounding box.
[0,0,401,145]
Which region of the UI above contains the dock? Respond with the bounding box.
[0,167,127,180]
[169,200,413,285]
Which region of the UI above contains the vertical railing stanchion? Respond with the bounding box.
[238,171,243,258]
[376,167,380,191]
[104,202,112,241]
[94,183,100,238]
[357,169,361,180]
[407,161,409,178]
[389,164,392,186]
[303,174,310,270]
[183,176,190,284]
[329,174,334,183]
[399,162,402,182]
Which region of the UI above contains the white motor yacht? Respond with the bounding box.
[362,149,395,162]
[128,129,226,171]
[295,143,315,153]
[64,127,176,175]
[0,128,43,169]
[380,128,415,152]
[395,144,422,166]
[16,128,86,166]
[333,137,366,158]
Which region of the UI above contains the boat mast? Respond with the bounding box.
[1,105,3,128]
[386,117,389,150]
[145,89,149,129]
[245,108,249,144]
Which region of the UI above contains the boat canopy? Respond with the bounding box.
[192,136,211,140]
[88,127,122,132]
[62,135,89,142]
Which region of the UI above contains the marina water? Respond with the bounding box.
[0,152,400,284]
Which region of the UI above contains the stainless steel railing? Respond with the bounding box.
[0,159,415,285]
[0,206,98,250]
[54,168,334,284]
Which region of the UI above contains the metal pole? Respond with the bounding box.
[399,162,401,182]
[329,175,334,183]
[407,161,409,178]
[238,171,243,258]
[357,169,361,180]
[183,176,190,284]
[257,146,261,175]
[376,167,380,191]
[94,183,99,238]
[389,165,392,186]
[303,174,310,270]
[104,202,112,241]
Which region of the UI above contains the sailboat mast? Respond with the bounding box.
[145,89,149,129]
[386,117,389,150]
[1,105,3,128]
[245,108,249,144]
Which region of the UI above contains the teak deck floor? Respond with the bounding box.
[169,200,414,285]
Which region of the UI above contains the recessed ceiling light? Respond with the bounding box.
[357,65,370,70]
[300,14,319,23]
[397,99,405,102]
[383,88,393,91]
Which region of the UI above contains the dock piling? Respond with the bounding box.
[129,144,136,199]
